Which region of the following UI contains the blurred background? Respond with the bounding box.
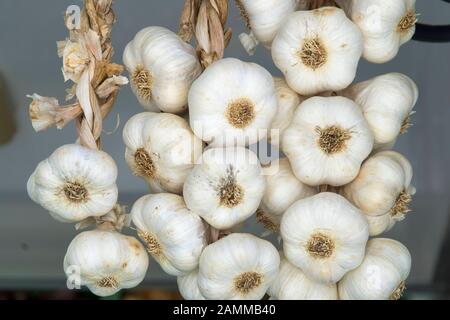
[0,0,450,300]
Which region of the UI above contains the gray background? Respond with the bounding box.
[0,0,449,291]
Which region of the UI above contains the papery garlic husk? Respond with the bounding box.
[188,58,277,147]
[123,112,203,195]
[268,77,304,148]
[336,0,417,63]
[339,73,418,147]
[268,253,338,300]
[184,147,265,230]
[123,26,202,113]
[271,7,363,96]
[341,150,415,236]
[236,0,299,54]
[27,144,118,223]
[63,229,149,297]
[131,193,207,276]
[281,193,369,284]
[198,233,280,300]
[257,158,317,233]
[282,96,374,187]
[338,238,411,300]
[177,269,206,300]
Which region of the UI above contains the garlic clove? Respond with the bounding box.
[177,269,206,300]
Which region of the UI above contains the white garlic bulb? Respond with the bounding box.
[27,144,118,223]
[177,269,206,300]
[257,158,317,232]
[268,253,338,300]
[339,238,411,300]
[123,112,203,195]
[271,7,363,96]
[188,58,277,147]
[281,193,369,284]
[63,230,149,297]
[184,147,265,230]
[236,0,299,55]
[131,193,207,276]
[198,233,280,300]
[123,26,202,113]
[282,96,374,187]
[339,73,418,147]
[341,151,415,236]
[336,0,417,63]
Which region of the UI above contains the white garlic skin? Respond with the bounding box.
[339,238,411,300]
[27,144,118,223]
[271,7,363,96]
[337,0,417,63]
[281,193,369,284]
[268,254,338,300]
[198,233,280,300]
[177,269,206,300]
[63,230,149,297]
[282,96,374,187]
[188,58,277,147]
[131,193,207,277]
[123,112,203,195]
[339,73,418,146]
[123,26,202,113]
[183,147,265,230]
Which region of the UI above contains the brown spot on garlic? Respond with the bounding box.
[132,64,153,101]
[299,38,327,70]
[306,233,335,259]
[234,271,263,294]
[63,181,88,203]
[256,209,278,233]
[138,230,162,256]
[390,191,412,218]
[316,125,352,155]
[397,12,418,33]
[235,0,251,30]
[97,276,119,289]
[134,148,156,177]
[400,116,412,134]
[218,166,244,208]
[226,98,255,129]
[390,281,406,300]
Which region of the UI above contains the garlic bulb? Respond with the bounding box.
[268,253,338,300]
[63,230,149,297]
[177,269,206,300]
[339,238,411,300]
[271,7,363,96]
[281,192,369,284]
[131,193,206,276]
[236,0,299,55]
[341,151,415,236]
[339,73,418,146]
[188,58,277,147]
[336,0,417,63]
[184,147,265,230]
[123,112,203,195]
[257,158,317,232]
[123,26,202,113]
[282,96,374,187]
[27,144,118,223]
[198,233,280,300]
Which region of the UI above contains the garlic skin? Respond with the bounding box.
[131,193,207,277]
[339,238,411,300]
[281,193,369,284]
[268,254,338,300]
[177,270,206,300]
[188,58,277,147]
[337,0,417,63]
[62,41,90,83]
[63,230,149,297]
[123,26,202,113]
[282,96,374,187]
[271,7,363,96]
[341,151,415,236]
[123,112,203,195]
[339,73,418,146]
[27,144,118,223]
[198,233,280,300]
[184,147,265,230]
[236,0,299,54]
